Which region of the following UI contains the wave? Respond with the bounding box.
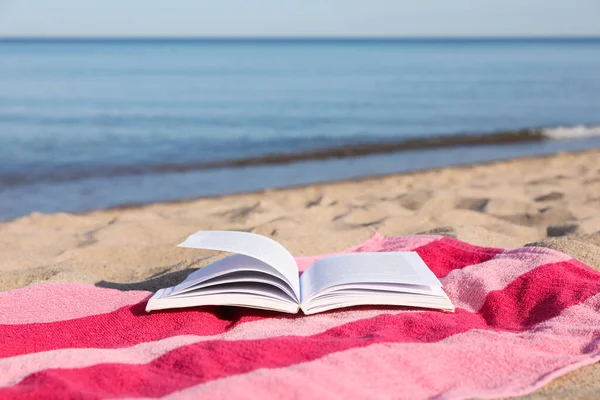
[541,124,600,140]
[1,124,599,187]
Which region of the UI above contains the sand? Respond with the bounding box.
[1,149,599,398]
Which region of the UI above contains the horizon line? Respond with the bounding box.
[1,35,600,41]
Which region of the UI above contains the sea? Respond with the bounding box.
[1,38,600,220]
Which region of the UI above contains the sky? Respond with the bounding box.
[0,0,599,38]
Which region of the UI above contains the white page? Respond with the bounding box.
[300,252,442,303]
[170,282,295,303]
[180,270,297,301]
[171,253,295,300]
[304,282,438,299]
[147,291,299,314]
[305,285,449,304]
[302,293,454,315]
[178,231,300,301]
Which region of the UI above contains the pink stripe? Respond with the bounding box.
[2,244,597,359]
[479,259,600,329]
[0,300,266,358]
[169,334,600,400]
[442,246,572,311]
[0,308,399,387]
[0,308,488,398]
[415,236,503,277]
[163,294,600,400]
[0,284,150,324]
[5,287,598,392]
[0,336,203,387]
[3,258,598,398]
[1,234,599,399]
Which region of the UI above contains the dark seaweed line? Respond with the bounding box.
[0,128,548,187]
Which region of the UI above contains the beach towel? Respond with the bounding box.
[1,233,599,399]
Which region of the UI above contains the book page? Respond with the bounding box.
[176,267,297,301]
[170,282,295,302]
[147,290,300,314]
[146,255,300,313]
[301,291,454,315]
[178,231,300,301]
[300,252,442,303]
[171,253,296,300]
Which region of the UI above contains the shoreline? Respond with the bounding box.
[0,145,600,223]
[95,147,600,215]
[2,126,600,221]
[3,124,599,187]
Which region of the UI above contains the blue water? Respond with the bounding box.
[1,38,600,219]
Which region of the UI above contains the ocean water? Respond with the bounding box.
[1,38,600,219]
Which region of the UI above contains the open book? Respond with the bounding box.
[146,231,455,315]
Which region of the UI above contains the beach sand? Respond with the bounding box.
[1,149,599,399]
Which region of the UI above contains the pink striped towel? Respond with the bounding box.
[1,233,599,399]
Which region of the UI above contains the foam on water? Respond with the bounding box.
[542,124,600,140]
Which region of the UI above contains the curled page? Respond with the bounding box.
[178,230,300,301]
